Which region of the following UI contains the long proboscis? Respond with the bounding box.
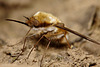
[55,25,100,45]
[6,19,29,26]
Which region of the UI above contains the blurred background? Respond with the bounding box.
[0,0,100,55]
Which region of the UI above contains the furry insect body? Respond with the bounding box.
[27,11,69,45]
[26,11,61,27]
[6,11,69,46]
[6,11,100,46]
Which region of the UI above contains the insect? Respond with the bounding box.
[6,11,100,65]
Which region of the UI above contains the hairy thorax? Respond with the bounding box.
[28,11,69,44]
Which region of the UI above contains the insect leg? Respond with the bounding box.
[8,28,32,47]
[40,36,51,67]
[22,28,32,49]
[64,34,71,48]
[26,35,44,59]
[11,28,32,63]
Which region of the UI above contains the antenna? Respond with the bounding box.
[23,16,30,20]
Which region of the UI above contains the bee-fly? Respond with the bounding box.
[6,11,100,64]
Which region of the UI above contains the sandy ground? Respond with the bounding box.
[0,0,100,67]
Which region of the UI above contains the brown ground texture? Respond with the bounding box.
[0,0,100,67]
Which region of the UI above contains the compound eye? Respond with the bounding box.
[33,19,39,27]
[31,17,40,27]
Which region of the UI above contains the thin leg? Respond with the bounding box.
[40,36,51,67]
[11,28,32,63]
[22,28,32,49]
[64,34,71,48]
[26,35,44,59]
[10,28,32,47]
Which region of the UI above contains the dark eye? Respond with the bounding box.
[33,19,39,26]
[29,17,39,27]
